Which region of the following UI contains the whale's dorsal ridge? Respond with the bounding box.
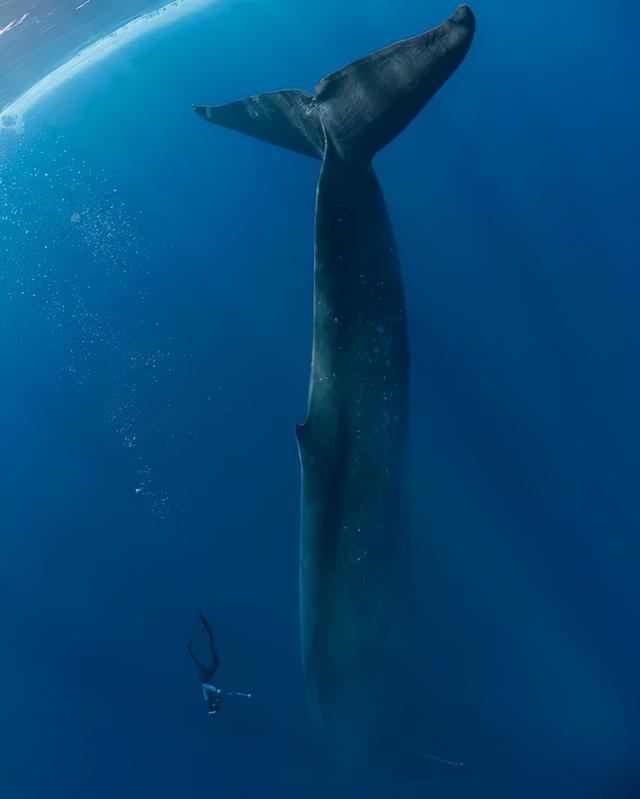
[295,420,313,467]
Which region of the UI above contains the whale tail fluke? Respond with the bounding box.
[194,90,325,160]
[195,5,475,163]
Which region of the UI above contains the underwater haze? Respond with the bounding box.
[1,1,639,797]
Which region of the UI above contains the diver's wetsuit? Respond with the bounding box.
[188,613,222,714]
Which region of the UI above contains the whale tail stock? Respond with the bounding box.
[195,5,475,163]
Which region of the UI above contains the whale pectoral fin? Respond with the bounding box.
[194,90,325,160]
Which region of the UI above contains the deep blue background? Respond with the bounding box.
[1,1,639,796]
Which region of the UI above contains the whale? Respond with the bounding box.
[195,5,476,755]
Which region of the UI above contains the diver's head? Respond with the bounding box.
[208,696,222,715]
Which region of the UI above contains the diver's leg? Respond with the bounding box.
[199,613,219,675]
[208,638,220,675]
[187,641,207,671]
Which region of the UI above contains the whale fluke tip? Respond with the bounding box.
[452,5,475,27]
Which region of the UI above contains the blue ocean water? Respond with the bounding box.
[1,1,639,796]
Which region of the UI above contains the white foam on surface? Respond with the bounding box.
[0,0,218,134]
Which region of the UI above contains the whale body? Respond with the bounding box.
[196,5,475,754]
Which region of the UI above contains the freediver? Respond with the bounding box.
[188,612,252,715]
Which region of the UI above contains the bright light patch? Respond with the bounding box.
[0,0,217,133]
[0,12,30,38]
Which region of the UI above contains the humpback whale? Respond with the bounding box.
[196,5,475,755]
